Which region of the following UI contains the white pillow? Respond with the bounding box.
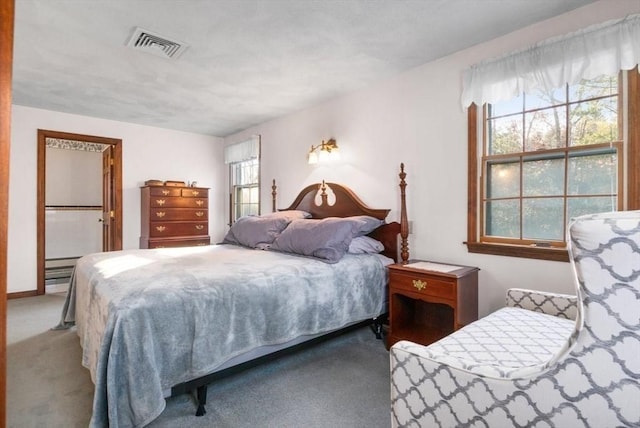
[348,236,384,254]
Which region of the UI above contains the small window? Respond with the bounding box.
[229,158,259,223]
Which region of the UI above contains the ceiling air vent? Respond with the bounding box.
[126,27,188,60]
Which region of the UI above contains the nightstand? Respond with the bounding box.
[387,260,479,349]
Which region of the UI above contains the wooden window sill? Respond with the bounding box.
[465,241,569,262]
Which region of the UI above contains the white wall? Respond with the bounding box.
[225,0,640,317]
[8,105,224,293]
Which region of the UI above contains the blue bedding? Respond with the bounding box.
[57,244,390,427]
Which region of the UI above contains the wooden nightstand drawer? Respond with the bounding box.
[389,271,454,300]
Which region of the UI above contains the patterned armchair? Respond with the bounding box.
[390,211,640,427]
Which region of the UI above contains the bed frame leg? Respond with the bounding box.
[195,385,208,416]
[370,316,386,340]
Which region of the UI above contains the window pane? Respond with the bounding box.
[569,75,617,102]
[522,198,564,240]
[525,86,566,110]
[489,115,522,154]
[567,196,617,221]
[569,97,618,146]
[523,157,564,196]
[485,200,519,238]
[487,161,520,198]
[490,95,523,117]
[524,106,566,151]
[568,151,617,195]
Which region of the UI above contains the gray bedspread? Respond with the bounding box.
[56,244,389,428]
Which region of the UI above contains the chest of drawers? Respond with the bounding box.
[140,185,210,249]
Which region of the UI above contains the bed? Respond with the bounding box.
[57,164,409,428]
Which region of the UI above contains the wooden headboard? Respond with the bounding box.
[271,164,409,263]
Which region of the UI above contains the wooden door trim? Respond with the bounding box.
[1,0,14,424]
[35,129,122,296]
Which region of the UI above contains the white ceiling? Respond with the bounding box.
[12,0,596,137]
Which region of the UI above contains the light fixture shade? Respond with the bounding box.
[308,138,339,164]
[308,151,318,164]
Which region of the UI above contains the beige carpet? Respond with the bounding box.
[7,294,391,428]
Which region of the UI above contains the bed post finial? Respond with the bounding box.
[399,163,409,264]
[272,179,277,213]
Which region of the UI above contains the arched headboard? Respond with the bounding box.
[271,164,409,263]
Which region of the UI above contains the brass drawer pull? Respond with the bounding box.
[156,226,166,232]
[156,199,166,206]
[195,211,204,217]
[191,190,200,196]
[155,212,166,218]
[196,200,204,206]
[195,225,204,230]
[162,190,170,195]
[413,279,427,291]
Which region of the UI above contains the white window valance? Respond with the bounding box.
[461,13,640,108]
[224,135,260,164]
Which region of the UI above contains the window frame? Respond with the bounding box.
[466,68,640,262]
[228,157,260,225]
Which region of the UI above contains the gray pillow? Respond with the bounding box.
[222,216,291,248]
[348,236,384,254]
[261,210,312,221]
[270,217,365,263]
[349,215,385,236]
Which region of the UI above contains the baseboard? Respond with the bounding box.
[8,290,39,299]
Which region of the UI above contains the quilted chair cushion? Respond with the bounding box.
[390,210,640,428]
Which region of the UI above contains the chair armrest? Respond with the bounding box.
[506,288,577,320]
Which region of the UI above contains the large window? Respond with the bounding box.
[467,70,639,261]
[483,75,621,247]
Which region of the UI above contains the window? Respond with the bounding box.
[467,70,639,261]
[230,158,259,222]
[224,135,260,224]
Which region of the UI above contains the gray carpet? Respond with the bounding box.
[7,294,392,428]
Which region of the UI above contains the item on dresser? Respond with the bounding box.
[140,184,210,248]
[144,179,164,186]
[164,180,186,187]
[387,260,479,349]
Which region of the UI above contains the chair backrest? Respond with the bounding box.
[566,210,639,419]
[569,210,639,340]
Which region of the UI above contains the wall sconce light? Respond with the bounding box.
[308,139,340,164]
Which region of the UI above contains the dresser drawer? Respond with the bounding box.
[149,222,208,237]
[150,197,208,208]
[181,188,207,198]
[147,237,211,249]
[148,187,182,197]
[389,271,455,300]
[150,208,207,221]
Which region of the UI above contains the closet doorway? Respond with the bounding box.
[36,129,122,295]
